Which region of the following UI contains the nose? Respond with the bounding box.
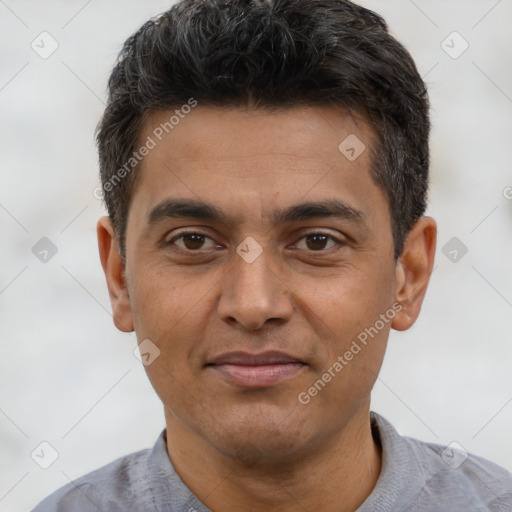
[217,246,294,331]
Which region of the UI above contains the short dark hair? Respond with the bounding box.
[96,0,430,262]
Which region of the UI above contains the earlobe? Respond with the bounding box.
[391,217,437,332]
[97,216,134,332]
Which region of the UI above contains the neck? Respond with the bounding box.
[164,406,382,512]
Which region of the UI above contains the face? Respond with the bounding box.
[99,105,435,463]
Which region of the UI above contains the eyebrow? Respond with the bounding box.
[272,199,363,225]
[147,198,365,227]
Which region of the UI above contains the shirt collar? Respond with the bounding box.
[357,412,438,512]
[141,412,435,512]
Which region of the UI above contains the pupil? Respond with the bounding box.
[184,234,205,250]
[307,234,328,250]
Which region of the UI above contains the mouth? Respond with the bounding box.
[205,351,307,388]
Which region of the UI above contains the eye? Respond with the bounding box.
[166,231,218,251]
[294,232,343,251]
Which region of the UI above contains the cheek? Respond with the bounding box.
[129,262,208,337]
[130,270,211,410]
[129,264,220,387]
[295,265,394,394]
[298,266,394,337]
[298,279,391,418]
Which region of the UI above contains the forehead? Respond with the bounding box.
[139,105,372,164]
[129,105,388,230]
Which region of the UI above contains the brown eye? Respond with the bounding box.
[306,234,329,250]
[167,232,217,251]
[296,233,339,251]
[181,234,206,250]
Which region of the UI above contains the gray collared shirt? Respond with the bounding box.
[31,412,512,511]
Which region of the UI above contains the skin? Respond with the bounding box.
[98,105,436,512]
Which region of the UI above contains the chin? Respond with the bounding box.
[204,412,315,467]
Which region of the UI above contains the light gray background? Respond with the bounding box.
[1,1,511,510]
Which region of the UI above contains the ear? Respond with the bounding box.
[391,217,437,331]
[97,216,134,332]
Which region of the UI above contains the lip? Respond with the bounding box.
[206,351,307,388]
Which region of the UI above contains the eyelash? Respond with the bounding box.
[164,229,345,254]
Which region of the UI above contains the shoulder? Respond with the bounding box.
[367,413,512,511]
[405,435,512,509]
[31,447,151,512]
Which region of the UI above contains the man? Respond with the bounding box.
[33,0,512,510]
